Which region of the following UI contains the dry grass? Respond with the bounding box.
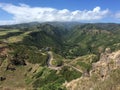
[0,29,33,43]
[0,60,40,90]
[0,29,19,36]
[6,31,32,43]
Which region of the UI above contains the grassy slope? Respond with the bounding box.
[62,24,120,58]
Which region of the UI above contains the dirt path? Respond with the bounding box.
[64,63,83,73]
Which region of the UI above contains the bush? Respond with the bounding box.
[77,61,92,71]
[60,66,82,82]
[9,44,48,66]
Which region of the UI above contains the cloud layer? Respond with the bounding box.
[115,12,120,19]
[0,3,109,25]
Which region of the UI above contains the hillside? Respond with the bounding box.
[0,22,120,90]
[63,24,120,58]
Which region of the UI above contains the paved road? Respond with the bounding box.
[47,51,62,70]
[47,51,83,73]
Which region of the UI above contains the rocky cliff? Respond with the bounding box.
[65,49,120,90]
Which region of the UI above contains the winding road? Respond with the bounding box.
[47,51,62,70]
[47,51,83,73]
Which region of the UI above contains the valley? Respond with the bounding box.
[0,22,120,90]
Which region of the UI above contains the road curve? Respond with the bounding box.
[47,51,62,70]
[47,51,83,73]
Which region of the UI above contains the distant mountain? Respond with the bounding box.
[0,21,82,30]
[0,23,120,58]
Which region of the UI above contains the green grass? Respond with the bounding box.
[60,66,82,82]
[69,54,98,72]
[9,44,48,66]
[77,61,92,71]
[31,66,82,89]
[52,52,63,66]
[32,67,66,89]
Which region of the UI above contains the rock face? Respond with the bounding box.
[91,50,120,79]
[65,50,120,90]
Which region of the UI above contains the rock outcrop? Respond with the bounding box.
[65,50,120,90]
[91,50,120,80]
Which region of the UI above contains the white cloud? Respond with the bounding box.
[0,20,17,25]
[0,3,109,25]
[115,12,120,19]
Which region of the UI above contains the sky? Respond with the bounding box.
[0,0,120,25]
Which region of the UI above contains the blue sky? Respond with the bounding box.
[0,0,120,25]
